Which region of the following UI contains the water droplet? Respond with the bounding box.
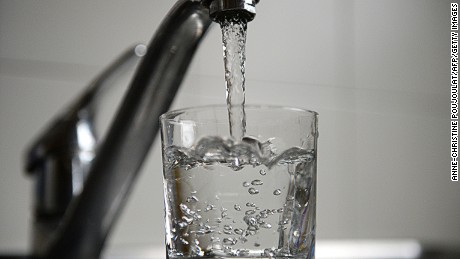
[242,181,250,187]
[259,169,266,175]
[234,204,241,211]
[251,179,263,186]
[273,189,282,195]
[248,188,259,194]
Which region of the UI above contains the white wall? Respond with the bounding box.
[0,0,458,255]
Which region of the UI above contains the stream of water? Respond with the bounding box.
[220,16,248,141]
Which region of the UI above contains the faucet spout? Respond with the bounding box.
[25,0,260,258]
[205,0,260,22]
[44,1,212,258]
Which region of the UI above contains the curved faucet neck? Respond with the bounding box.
[25,0,261,258]
[44,1,212,258]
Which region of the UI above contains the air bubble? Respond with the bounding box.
[260,222,272,229]
[279,219,289,225]
[236,249,249,256]
[264,249,275,257]
[221,208,228,218]
[224,225,233,231]
[186,195,199,203]
[223,237,237,246]
[234,228,244,235]
[247,227,257,236]
[248,188,259,194]
[243,215,257,226]
[178,221,188,228]
[251,179,263,186]
[195,230,205,236]
[245,209,256,215]
[182,216,193,224]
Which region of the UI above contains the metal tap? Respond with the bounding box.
[204,0,259,22]
[24,0,259,258]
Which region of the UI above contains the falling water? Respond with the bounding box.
[220,16,248,141]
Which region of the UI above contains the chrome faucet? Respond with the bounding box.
[25,0,259,258]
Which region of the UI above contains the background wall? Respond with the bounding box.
[1,0,458,255]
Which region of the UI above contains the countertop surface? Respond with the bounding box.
[3,239,459,259]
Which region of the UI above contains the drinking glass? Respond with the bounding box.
[160,105,318,258]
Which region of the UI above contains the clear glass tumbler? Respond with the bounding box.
[160,105,318,259]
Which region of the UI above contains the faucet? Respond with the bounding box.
[24,0,259,258]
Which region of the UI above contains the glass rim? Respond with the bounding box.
[160,104,318,121]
